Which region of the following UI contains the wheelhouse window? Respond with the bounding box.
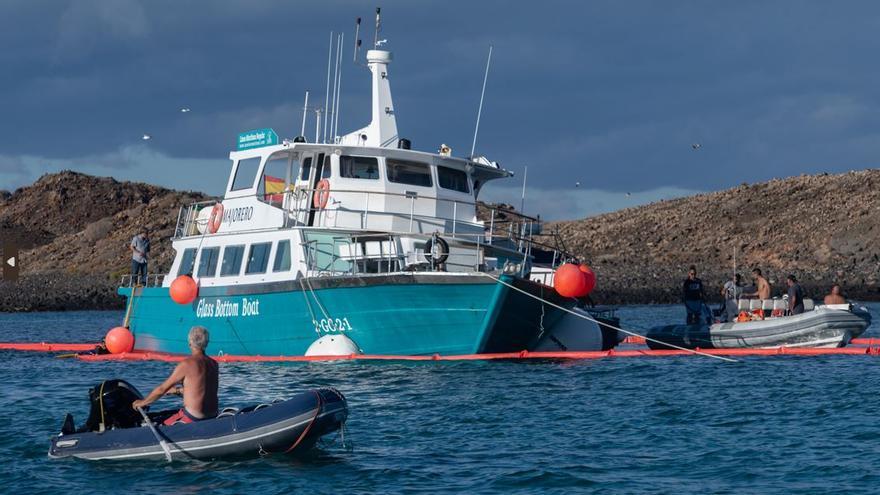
[340,156,379,180]
[438,166,470,193]
[273,240,291,272]
[299,156,312,181]
[386,159,432,187]
[245,242,272,274]
[220,245,245,276]
[231,157,261,191]
[177,248,197,276]
[258,153,294,207]
[197,247,220,278]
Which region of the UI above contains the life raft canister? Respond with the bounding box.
[423,236,450,265]
[313,179,331,209]
[207,203,224,234]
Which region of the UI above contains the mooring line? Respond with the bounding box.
[481,273,739,363]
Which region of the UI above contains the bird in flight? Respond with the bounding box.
[692,143,702,150]
[142,134,152,141]
[180,108,191,113]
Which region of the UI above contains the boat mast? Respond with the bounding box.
[470,44,493,158]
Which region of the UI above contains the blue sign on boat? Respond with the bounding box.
[237,128,279,150]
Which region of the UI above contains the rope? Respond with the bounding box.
[283,390,324,454]
[481,273,739,363]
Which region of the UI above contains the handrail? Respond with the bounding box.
[172,187,576,271]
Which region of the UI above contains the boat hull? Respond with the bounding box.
[48,388,347,461]
[121,273,573,356]
[646,305,872,350]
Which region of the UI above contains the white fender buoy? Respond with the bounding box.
[304,334,362,357]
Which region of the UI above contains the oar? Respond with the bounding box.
[136,407,173,462]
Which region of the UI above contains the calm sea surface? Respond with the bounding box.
[1,304,879,494]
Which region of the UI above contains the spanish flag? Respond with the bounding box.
[264,175,285,204]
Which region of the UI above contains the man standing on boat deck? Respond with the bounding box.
[786,275,805,315]
[824,284,847,305]
[746,268,771,300]
[129,228,150,286]
[720,273,742,321]
[132,326,219,425]
[682,265,706,325]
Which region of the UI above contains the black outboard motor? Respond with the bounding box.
[77,379,145,433]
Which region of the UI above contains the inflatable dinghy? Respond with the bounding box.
[48,380,347,461]
[647,303,871,350]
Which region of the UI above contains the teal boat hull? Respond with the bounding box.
[120,274,572,356]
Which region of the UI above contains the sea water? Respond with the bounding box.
[1,304,879,494]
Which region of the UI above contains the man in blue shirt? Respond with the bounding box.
[682,265,705,324]
[786,274,805,315]
[130,228,150,286]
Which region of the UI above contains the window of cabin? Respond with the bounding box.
[299,156,312,181]
[177,248,197,276]
[438,166,470,193]
[220,245,245,276]
[231,157,261,191]
[197,247,220,278]
[340,156,379,180]
[273,240,292,272]
[386,159,432,187]
[258,154,293,207]
[320,154,332,179]
[245,242,272,274]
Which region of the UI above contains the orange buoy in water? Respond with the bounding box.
[578,264,596,296]
[170,275,198,305]
[554,263,587,298]
[105,326,134,354]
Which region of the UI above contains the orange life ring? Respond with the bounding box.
[313,179,330,209]
[207,203,224,234]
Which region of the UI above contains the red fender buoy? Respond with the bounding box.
[105,327,135,354]
[554,263,587,298]
[169,275,198,305]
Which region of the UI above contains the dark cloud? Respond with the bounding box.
[1,1,879,197]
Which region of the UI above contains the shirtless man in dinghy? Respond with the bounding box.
[132,326,219,425]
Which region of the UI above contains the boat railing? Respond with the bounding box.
[119,274,165,288]
[173,189,574,269]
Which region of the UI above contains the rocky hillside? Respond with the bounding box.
[0,171,210,310]
[551,169,880,304]
[1,169,878,311]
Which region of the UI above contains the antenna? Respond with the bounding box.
[354,17,362,63]
[335,32,345,140]
[315,108,322,143]
[470,44,493,158]
[323,31,333,143]
[520,165,528,213]
[330,33,341,141]
[373,8,381,49]
[300,90,309,138]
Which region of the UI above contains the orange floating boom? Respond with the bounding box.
[72,345,880,363]
[0,342,97,352]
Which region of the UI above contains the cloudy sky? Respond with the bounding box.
[2,1,879,219]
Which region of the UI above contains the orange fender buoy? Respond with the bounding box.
[554,263,587,298]
[105,326,135,354]
[169,275,198,305]
[313,179,330,209]
[207,203,224,233]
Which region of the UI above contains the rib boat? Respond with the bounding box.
[646,300,872,350]
[49,380,347,461]
[117,11,583,357]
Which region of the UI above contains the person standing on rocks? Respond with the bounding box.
[130,228,150,286]
[786,275,805,315]
[746,268,771,300]
[682,265,706,325]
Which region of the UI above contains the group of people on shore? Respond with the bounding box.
[682,265,848,324]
